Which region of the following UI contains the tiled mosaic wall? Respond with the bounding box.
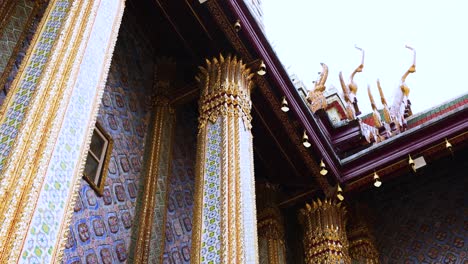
[61,12,154,264]
[162,103,198,264]
[0,1,46,106]
[0,0,34,74]
[370,160,467,264]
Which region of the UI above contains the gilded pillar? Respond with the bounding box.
[191,54,258,264]
[299,199,351,264]
[0,0,125,261]
[347,204,380,264]
[130,59,176,264]
[257,183,287,264]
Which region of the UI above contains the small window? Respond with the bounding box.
[83,122,113,196]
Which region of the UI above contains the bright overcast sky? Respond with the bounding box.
[262,0,468,115]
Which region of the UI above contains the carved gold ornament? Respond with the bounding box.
[299,198,351,264]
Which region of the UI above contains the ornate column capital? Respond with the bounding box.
[150,93,170,108]
[258,206,284,241]
[196,54,254,130]
[299,198,351,264]
[257,183,287,264]
[347,203,380,263]
[147,57,177,110]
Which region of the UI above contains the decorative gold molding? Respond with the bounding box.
[299,198,351,264]
[191,122,208,263]
[348,227,380,264]
[131,57,178,263]
[133,95,175,263]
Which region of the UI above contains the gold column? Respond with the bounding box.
[131,58,176,264]
[347,204,380,264]
[257,183,287,264]
[132,95,174,263]
[191,54,258,264]
[299,199,351,264]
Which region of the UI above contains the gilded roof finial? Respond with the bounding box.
[339,71,355,120]
[306,63,328,112]
[368,85,377,110]
[367,85,382,128]
[377,79,392,124]
[339,46,364,119]
[350,45,365,93]
[401,45,416,96]
[349,45,364,115]
[315,63,328,92]
[391,45,416,130]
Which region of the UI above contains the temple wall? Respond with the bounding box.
[0,0,34,74]
[0,1,46,107]
[371,164,466,264]
[162,103,198,263]
[62,12,154,264]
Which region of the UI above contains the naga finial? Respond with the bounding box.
[377,79,392,124]
[367,85,377,111]
[306,63,329,112]
[350,45,365,89]
[347,45,364,116]
[314,63,328,92]
[339,71,350,102]
[377,79,387,106]
[368,84,382,128]
[401,45,416,89]
[339,71,355,120]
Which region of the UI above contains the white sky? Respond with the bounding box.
[262,0,468,115]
